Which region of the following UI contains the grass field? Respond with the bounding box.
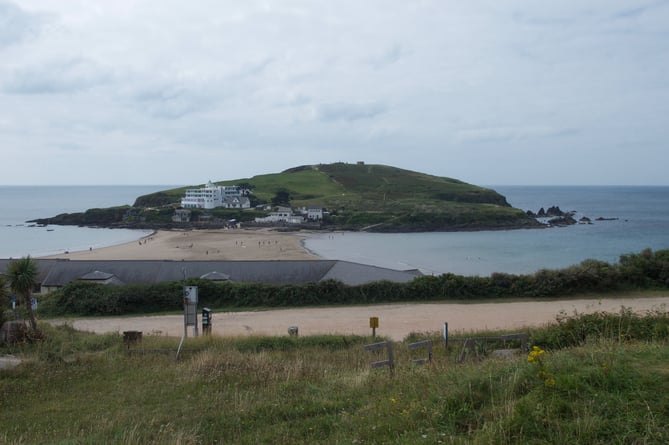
[2,309,669,444]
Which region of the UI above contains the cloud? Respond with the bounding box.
[369,44,406,69]
[131,81,222,120]
[456,125,578,144]
[0,1,47,47]
[1,1,668,185]
[317,102,387,123]
[610,1,666,20]
[236,57,274,79]
[3,58,112,95]
[511,11,576,27]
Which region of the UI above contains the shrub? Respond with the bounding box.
[36,248,669,317]
[530,307,669,349]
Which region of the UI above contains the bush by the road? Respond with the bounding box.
[37,248,669,316]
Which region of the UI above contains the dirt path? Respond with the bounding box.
[47,296,669,341]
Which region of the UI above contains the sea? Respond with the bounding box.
[1,185,668,277]
[303,186,669,276]
[0,186,166,258]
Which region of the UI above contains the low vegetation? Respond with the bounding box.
[36,248,669,317]
[2,310,669,443]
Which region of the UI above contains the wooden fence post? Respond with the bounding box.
[364,341,394,375]
[408,339,433,365]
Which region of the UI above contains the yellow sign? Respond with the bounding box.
[369,317,379,328]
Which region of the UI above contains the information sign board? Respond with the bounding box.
[183,286,198,304]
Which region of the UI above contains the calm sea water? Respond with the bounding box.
[0,186,171,258]
[2,185,668,276]
[304,186,669,276]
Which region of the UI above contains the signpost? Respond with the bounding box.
[183,285,198,337]
[177,285,199,361]
[369,317,379,338]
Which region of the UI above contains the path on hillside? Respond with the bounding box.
[47,296,669,341]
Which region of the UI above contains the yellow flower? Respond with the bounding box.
[527,346,546,363]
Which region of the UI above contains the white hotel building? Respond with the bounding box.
[181,181,250,209]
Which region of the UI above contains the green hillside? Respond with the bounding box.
[138,163,507,206]
[134,163,537,231]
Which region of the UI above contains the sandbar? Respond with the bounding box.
[40,228,318,261]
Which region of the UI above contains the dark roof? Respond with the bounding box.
[79,270,125,286]
[0,259,61,284]
[1,259,422,288]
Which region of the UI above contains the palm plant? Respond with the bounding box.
[0,274,7,302]
[6,256,39,331]
[0,274,8,326]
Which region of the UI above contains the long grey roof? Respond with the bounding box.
[320,261,423,286]
[1,258,422,288]
[0,259,61,285]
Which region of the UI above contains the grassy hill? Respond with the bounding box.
[135,163,537,231]
[137,163,509,207]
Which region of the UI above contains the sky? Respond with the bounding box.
[1,1,668,186]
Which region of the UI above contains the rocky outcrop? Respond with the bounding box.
[527,205,622,228]
[527,206,566,218]
[547,214,577,227]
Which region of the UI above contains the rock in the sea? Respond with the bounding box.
[532,206,567,218]
[546,206,565,217]
[548,215,577,226]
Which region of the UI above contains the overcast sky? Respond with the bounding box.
[2,1,668,186]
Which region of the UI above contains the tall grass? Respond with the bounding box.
[2,312,669,444]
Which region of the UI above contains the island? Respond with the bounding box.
[30,162,541,232]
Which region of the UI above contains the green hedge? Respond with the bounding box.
[37,248,669,317]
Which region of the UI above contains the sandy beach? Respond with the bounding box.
[38,228,669,341]
[41,228,319,261]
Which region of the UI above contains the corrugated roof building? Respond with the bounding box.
[0,259,422,294]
